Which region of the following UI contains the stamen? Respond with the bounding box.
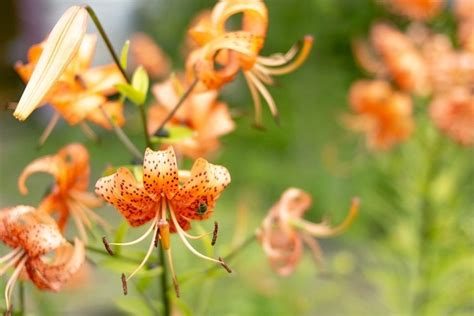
[252,64,275,85]
[212,222,219,246]
[218,257,232,273]
[79,122,100,143]
[125,220,159,282]
[154,224,161,248]
[243,71,263,128]
[69,202,89,244]
[38,112,60,148]
[247,71,280,123]
[102,236,114,256]
[74,200,111,230]
[262,35,314,76]
[4,256,27,312]
[256,44,299,67]
[0,250,25,276]
[169,207,230,270]
[0,249,21,265]
[121,273,128,295]
[108,216,158,246]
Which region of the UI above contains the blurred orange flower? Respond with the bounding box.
[257,188,359,276]
[0,206,84,311]
[346,80,414,150]
[371,23,429,95]
[95,147,231,294]
[130,33,171,79]
[148,76,235,158]
[18,143,106,243]
[383,0,443,21]
[15,34,126,131]
[186,0,313,126]
[430,88,474,145]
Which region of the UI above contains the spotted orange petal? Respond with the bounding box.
[95,167,157,227]
[172,158,231,222]
[143,147,180,201]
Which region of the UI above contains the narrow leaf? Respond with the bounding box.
[120,40,130,70]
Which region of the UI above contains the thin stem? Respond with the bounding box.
[158,246,170,316]
[18,281,25,316]
[99,106,142,161]
[85,5,152,149]
[84,6,129,83]
[84,243,146,265]
[155,79,199,133]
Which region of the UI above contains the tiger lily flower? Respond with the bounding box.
[0,206,84,312]
[148,76,235,158]
[345,80,414,150]
[15,33,126,143]
[95,146,231,295]
[130,33,171,79]
[18,143,106,243]
[257,188,359,276]
[186,0,313,126]
[430,87,474,146]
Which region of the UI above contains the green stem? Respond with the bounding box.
[85,5,152,149]
[18,281,25,316]
[99,106,143,161]
[158,247,170,316]
[178,233,256,286]
[85,243,147,265]
[412,137,442,315]
[155,79,199,133]
[84,6,129,83]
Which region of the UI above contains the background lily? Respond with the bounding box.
[257,188,359,276]
[148,76,235,158]
[0,205,84,312]
[18,143,106,243]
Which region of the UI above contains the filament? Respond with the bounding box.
[0,249,22,265]
[4,256,27,311]
[0,250,25,276]
[38,112,60,147]
[246,71,279,120]
[244,71,263,127]
[108,215,158,246]
[126,220,159,282]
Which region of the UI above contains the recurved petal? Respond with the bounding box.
[95,168,157,227]
[14,6,88,121]
[25,238,85,291]
[18,155,61,195]
[172,158,230,221]
[19,218,66,257]
[143,147,180,200]
[57,143,90,191]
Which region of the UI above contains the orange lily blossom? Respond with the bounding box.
[95,146,231,295]
[130,33,171,80]
[345,80,414,150]
[148,76,235,158]
[18,143,107,243]
[15,34,126,139]
[185,0,313,126]
[0,205,84,312]
[429,88,474,146]
[256,188,359,276]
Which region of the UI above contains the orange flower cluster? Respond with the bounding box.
[15,34,126,141]
[350,2,474,147]
[383,0,444,21]
[257,189,359,276]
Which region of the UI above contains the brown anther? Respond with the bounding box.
[4,307,12,316]
[102,236,114,256]
[172,277,180,298]
[154,224,161,248]
[121,273,128,295]
[218,257,232,273]
[211,221,219,246]
[74,74,87,89]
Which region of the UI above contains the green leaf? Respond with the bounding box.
[100,258,162,278]
[151,126,195,144]
[113,221,129,256]
[120,40,130,70]
[116,83,143,105]
[131,66,149,105]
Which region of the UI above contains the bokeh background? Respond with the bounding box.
[0,0,473,315]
